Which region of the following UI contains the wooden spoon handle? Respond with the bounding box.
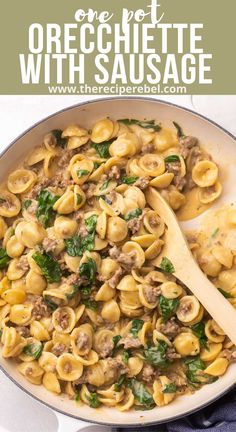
[177,260,236,345]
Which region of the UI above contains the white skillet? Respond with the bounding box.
[0,97,236,431]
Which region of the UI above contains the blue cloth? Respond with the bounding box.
[113,388,236,432]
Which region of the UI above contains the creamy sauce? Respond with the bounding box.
[177,187,210,221]
[185,204,236,254]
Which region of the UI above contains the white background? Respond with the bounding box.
[0,94,235,432]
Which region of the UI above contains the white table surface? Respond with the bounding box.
[0,94,235,432]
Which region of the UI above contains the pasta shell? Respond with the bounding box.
[56,353,83,381]
[91,118,114,143]
[0,190,21,217]
[176,296,200,323]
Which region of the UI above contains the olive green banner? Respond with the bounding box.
[0,0,235,94]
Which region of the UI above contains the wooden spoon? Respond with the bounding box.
[146,187,236,345]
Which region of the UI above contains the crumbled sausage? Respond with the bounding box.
[85,183,96,199]
[149,214,161,228]
[141,144,155,154]
[108,267,123,289]
[78,223,88,237]
[25,367,33,376]
[29,178,51,198]
[144,284,161,303]
[166,161,181,176]
[31,296,50,320]
[74,371,88,385]
[58,150,75,168]
[109,245,120,260]
[159,317,180,339]
[49,175,73,189]
[141,364,155,383]
[108,165,121,180]
[127,217,142,234]
[173,176,187,191]
[16,326,30,338]
[98,340,114,359]
[51,343,69,357]
[42,237,59,253]
[76,332,90,351]
[220,349,236,362]
[109,246,137,271]
[16,255,29,273]
[134,177,150,190]
[25,200,38,216]
[74,211,84,223]
[64,362,72,373]
[106,357,129,375]
[166,347,181,360]
[56,309,69,330]
[179,136,198,159]
[64,273,83,286]
[118,337,142,350]
[167,372,187,387]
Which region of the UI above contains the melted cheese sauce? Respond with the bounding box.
[185,205,236,254]
[177,187,211,222]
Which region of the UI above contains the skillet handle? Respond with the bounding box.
[55,411,111,432]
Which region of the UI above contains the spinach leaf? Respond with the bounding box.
[64,235,82,256]
[66,284,80,300]
[86,392,101,408]
[121,176,139,185]
[23,199,32,210]
[85,215,98,233]
[160,256,175,273]
[91,141,112,158]
[82,299,98,311]
[79,258,97,283]
[0,197,6,204]
[123,350,130,364]
[113,335,122,348]
[0,248,10,269]
[32,252,62,283]
[218,287,233,299]
[80,233,95,253]
[144,341,169,368]
[114,374,126,391]
[51,129,67,148]
[162,383,177,393]
[185,357,218,386]
[93,161,102,170]
[164,155,180,163]
[77,169,90,179]
[36,190,59,228]
[23,342,43,360]
[80,285,92,299]
[173,121,185,138]
[130,319,144,337]
[211,227,220,238]
[100,180,110,191]
[128,378,155,408]
[66,217,97,257]
[159,295,179,322]
[76,194,82,205]
[125,208,142,221]
[75,392,80,402]
[191,322,208,348]
[44,295,59,311]
[118,119,161,132]
[64,233,95,257]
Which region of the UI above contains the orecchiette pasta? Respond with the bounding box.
[0,116,230,413]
